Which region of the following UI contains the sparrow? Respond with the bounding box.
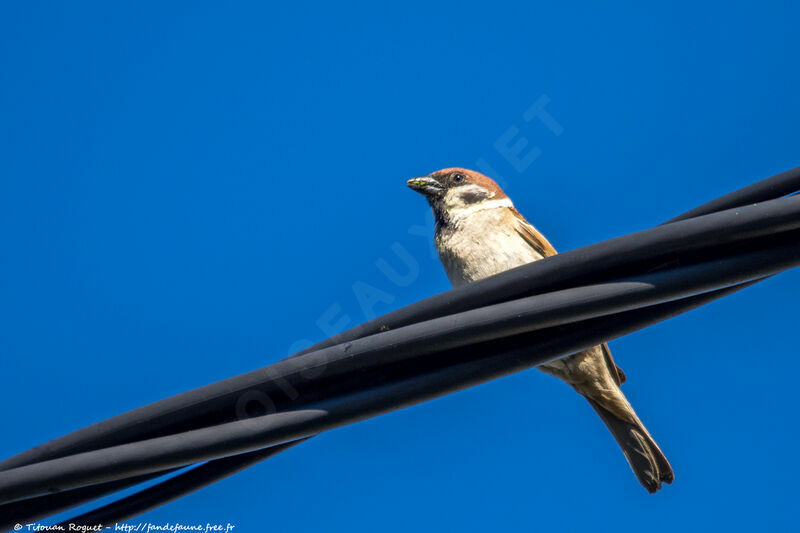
[407,167,674,493]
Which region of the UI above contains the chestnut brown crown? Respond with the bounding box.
[406,167,507,200]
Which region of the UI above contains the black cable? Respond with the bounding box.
[4,281,751,526]
[40,165,796,524]
[56,439,307,528]
[664,165,800,223]
[3,191,800,475]
[1,165,797,526]
[0,234,794,503]
[0,468,179,531]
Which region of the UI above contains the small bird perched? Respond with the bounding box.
[407,167,674,493]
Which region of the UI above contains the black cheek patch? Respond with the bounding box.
[459,188,489,204]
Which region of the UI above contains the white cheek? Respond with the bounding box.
[447,198,516,223]
[443,184,491,208]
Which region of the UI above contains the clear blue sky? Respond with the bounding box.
[1,2,799,531]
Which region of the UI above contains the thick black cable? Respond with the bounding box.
[3,192,800,475]
[1,279,750,527]
[1,281,756,508]
[55,439,307,528]
[664,165,800,223]
[0,468,179,531]
[2,165,797,525]
[80,166,789,526]
[56,284,746,527]
[0,235,792,503]
[35,165,798,524]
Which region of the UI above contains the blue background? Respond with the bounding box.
[1,2,799,531]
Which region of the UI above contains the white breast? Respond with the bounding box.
[435,207,544,287]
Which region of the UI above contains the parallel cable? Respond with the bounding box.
[3,191,800,473]
[0,166,797,528]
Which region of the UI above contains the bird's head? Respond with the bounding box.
[407,168,508,215]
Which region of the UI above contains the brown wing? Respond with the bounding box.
[511,208,558,258]
[513,209,627,385]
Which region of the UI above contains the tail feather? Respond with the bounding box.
[586,397,674,493]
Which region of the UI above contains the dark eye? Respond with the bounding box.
[453,173,465,183]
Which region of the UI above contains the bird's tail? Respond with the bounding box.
[585,397,674,493]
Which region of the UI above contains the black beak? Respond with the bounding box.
[407,176,443,196]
